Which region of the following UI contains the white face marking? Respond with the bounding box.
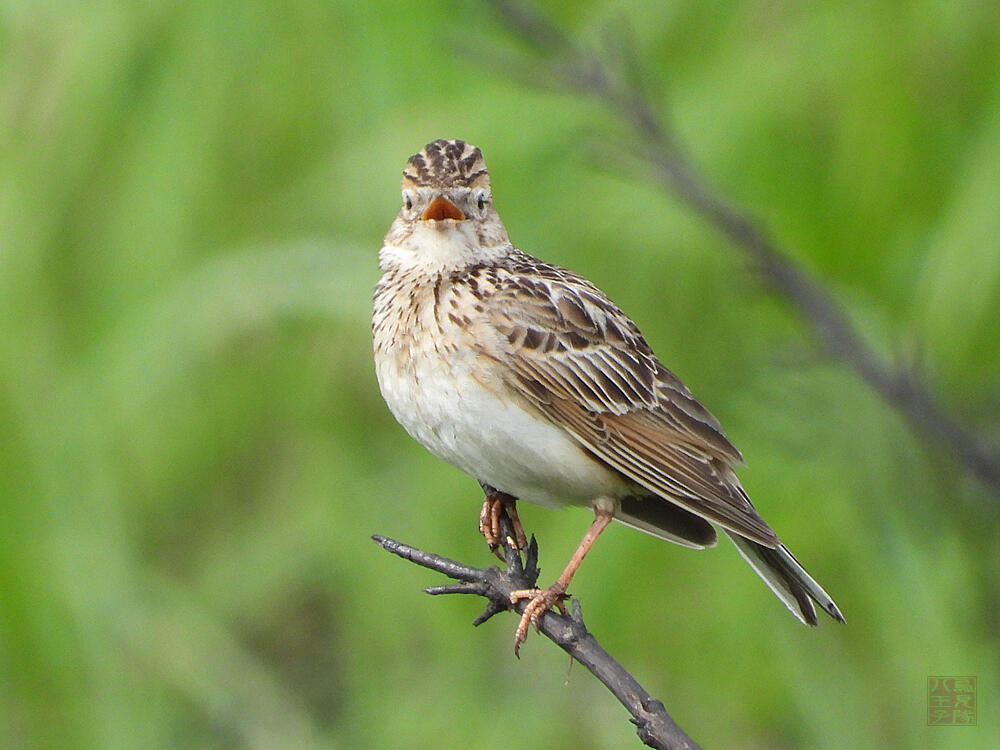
[379,220,481,274]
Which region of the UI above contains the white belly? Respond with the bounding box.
[375,349,627,509]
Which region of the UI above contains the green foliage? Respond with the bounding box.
[1,1,998,748]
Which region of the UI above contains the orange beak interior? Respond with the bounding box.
[422,196,465,221]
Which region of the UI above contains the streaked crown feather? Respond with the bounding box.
[402,139,490,190]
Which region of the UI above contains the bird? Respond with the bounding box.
[372,138,844,653]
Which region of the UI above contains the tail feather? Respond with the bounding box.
[615,495,718,550]
[726,531,845,625]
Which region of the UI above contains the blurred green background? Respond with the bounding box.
[2,1,998,748]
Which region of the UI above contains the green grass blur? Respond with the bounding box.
[2,1,998,748]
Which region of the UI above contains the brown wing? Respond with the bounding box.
[485,263,779,547]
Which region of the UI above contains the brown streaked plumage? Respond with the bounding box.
[373,139,844,653]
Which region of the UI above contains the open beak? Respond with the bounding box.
[422,195,465,222]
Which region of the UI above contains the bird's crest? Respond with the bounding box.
[402,139,490,190]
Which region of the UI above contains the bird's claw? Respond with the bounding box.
[509,583,569,656]
[479,492,528,554]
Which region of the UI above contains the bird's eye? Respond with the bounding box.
[476,192,488,211]
[403,193,413,211]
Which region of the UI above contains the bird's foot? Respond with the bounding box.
[509,582,569,656]
[479,492,528,552]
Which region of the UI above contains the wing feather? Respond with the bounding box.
[484,260,779,547]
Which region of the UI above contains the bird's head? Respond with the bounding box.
[382,139,510,271]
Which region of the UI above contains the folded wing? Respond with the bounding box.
[484,262,779,547]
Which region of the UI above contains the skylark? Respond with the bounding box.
[373,139,844,652]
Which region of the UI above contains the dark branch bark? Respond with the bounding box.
[372,511,702,750]
[481,0,1000,498]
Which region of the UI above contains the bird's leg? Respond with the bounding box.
[501,500,528,550]
[478,482,528,551]
[509,500,615,656]
[478,494,504,550]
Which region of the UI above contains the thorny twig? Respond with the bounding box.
[373,510,702,750]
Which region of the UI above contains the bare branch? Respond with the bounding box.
[481,0,1000,497]
[372,511,702,750]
